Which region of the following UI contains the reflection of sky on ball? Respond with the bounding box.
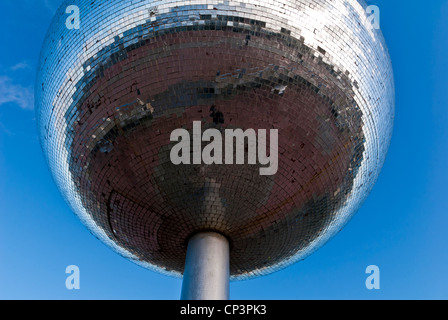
[35,0,394,280]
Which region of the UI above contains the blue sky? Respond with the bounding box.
[0,0,447,300]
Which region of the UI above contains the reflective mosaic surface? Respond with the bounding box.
[36,0,394,279]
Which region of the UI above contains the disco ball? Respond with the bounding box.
[36,0,394,280]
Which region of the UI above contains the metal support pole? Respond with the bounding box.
[181,232,230,300]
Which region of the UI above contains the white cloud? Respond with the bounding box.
[10,62,31,71]
[0,76,34,110]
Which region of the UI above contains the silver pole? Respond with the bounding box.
[181,232,230,300]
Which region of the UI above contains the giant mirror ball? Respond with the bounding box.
[36,0,394,279]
